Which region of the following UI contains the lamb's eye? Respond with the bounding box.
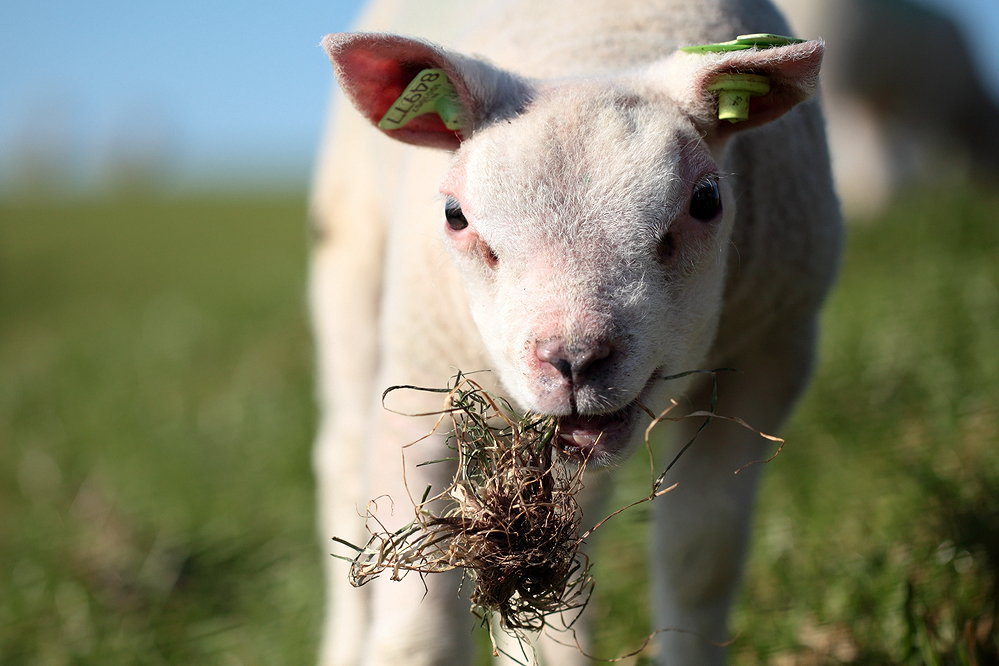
[444,199,468,231]
[689,177,722,221]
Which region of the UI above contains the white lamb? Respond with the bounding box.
[309,0,842,664]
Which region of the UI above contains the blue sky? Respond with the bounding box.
[2,0,997,193]
[0,0,364,191]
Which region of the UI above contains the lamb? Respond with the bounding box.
[309,1,842,664]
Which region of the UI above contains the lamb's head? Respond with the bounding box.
[323,32,823,463]
[440,89,732,462]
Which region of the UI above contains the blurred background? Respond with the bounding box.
[1,0,363,196]
[1,0,997,664]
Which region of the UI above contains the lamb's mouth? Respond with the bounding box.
[551,371,667,464]
[555,402,641,464]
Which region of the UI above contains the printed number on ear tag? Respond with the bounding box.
[378,69,464,131]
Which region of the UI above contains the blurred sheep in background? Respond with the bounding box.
[775,0,999,218]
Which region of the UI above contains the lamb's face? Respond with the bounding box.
[322,30,825,463]
[440,84,735,463]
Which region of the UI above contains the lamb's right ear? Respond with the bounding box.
[322,32,533,150]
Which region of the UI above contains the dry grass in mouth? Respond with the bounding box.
[332,370,784,657]
[334,373,593,640]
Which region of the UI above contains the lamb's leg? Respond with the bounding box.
[649,320,818,666]
[314,414,371,666]
[362,568,473,666]
[315,334,476,666]
[360,402,476,666]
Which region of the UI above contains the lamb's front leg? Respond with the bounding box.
[315,412,371,666]
[649,323,818,666]
[363,566,472,666]
[360,402,476,666]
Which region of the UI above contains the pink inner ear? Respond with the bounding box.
[331,37,462,148]
[743,84,805,128]
[340,52,415,124]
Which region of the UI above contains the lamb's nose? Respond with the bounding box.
[535,337,612,383]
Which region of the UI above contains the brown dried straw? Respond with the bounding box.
[333,373,592,638]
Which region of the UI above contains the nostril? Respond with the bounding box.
[552,358,573,379]
[536,339,571,378]
[535,338,613,382]
[587,342,612,365]
[574,343,612,379]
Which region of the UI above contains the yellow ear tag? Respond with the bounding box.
[680,33,805,54]
[706,73,771,123]
[378,68,464,131]
[681,34,803,122]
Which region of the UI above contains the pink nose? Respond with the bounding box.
[534,337,612,385]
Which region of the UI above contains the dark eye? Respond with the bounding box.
[689,178,721,221]
[444,198,468,231]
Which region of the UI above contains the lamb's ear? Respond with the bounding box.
[322,32,533,150]
[665,40,824,144]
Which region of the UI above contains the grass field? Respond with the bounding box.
[1,185,997,665]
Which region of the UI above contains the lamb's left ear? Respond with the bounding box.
[660,40,824,143]
[322,32,534,150]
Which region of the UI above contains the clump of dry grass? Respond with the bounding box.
[334,373,592,638]
[333,369,784,658]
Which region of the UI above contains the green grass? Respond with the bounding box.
[729,187,999,666]
[1,185,997,665]
[0,195,320,665]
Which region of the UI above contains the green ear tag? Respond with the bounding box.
[378,69,464,131]
[679,33,805,54]
[707,73,771,123]
[680,34,803,122]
